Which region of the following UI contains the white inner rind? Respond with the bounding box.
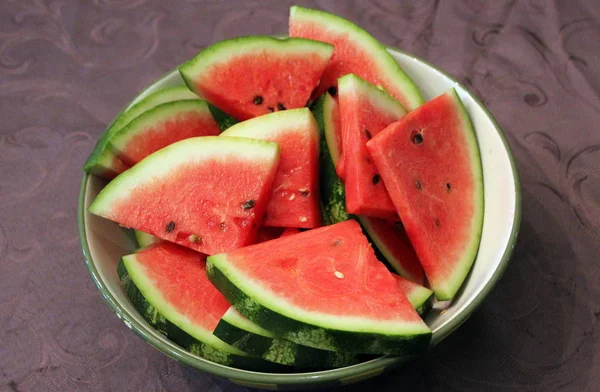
[122,254,247,356]
[220,108,319,142]
[211,255,431,336]
[181,36,333,80]
[89,136,280,215]
[222,307,274,338]
[322,94,341,165]
[338,74,406,119]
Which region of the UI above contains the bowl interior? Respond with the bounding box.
[79,48,520,388]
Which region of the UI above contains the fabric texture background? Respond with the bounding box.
[1,1,599,391]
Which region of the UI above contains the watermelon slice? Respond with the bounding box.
[134,229,162,248]
[84,86,200,179]
[367,89,484,300]
[279,228,300,238]
[213,306,360,368]
[393,275,434,316]
[179,36,333,121]
[220,109,321,228]
[289,6,423,111]
[256,227,285,243]
[118,243,276,370]
[89,136,280,255]
[314,92,426,283]
[206,220,431,355]
[338,74,405,218]
[109,100,221,166]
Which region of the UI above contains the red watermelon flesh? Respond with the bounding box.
[367,89,484,300]
[358,216,425,285]
[256,227,285,243]
[338,74,405,219]
[214,220,422,322]
[289,6,424,111]
[109,100,220,167]
[279,227,300,238]
[89,137,280,255]
[179,36,333,121]
[127,242,229,332]
[220,109,322,229]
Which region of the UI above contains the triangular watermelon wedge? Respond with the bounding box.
[84,86,201,179]
[109,100,221,166]
[118,243,278,370]
[89,136,280,255]
[338,74,406,219]
[367,89,484,300]
[289,6,424,111]
[207,220,431,355]
[314,92,426,284]
[179,36,333,121]
[392,274,434,316]
[220,109,322,228]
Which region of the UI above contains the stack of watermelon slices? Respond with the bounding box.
[85,5,484,371]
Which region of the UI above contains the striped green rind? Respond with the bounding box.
[206,255,431,355]
[134,230,161,248]
[117,260,279,371]
[214,307,362,368]
[409,287,434,317]
[208,104,238,131]
[179,36,333,95]
[84,86,201,177]
[432,89,484,300]
[88,136,280,219]
[290,6,424,111]
[107,99,215,161]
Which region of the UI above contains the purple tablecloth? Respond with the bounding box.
[1,1,599,391]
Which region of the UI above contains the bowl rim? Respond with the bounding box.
[77,46,522,387]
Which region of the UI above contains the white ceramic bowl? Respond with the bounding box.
[78,47,521,390]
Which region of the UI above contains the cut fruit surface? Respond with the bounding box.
[338,74,405,218]
[213,306,360,368]
[84,86,200,179]
[207,220,431,355]
[289,6,423,111]
[118,244,276,370]
[180,36,333,121]
[109,100,220,166]
[89,136,280,255]
[220,109,321,228]
[367,89,484,300]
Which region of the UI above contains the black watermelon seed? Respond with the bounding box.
[372,174,380,185]
[277,103,286,111]
[267,107,274,113]
[412,133,424,145]
[242,200,256,210]
[253,95,263,105]
[434,218,441,227]
[166,221,176,233]
[415,179,422,190]
[327,86,337,96]
[446,183,452,192]
[365,129,372,139]
[332,239,341,246]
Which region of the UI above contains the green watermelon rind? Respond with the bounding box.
[213,307,361,368]
[107,99,217,163]
[117,260,280,371]
[179,35,334,96]
[133,230,161,248]
[431,89,484,301]
[206,255,432,355]
[338,74,406,119]
[88,136,280,219]
[290,5,424,111]
[83,86,201,177]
